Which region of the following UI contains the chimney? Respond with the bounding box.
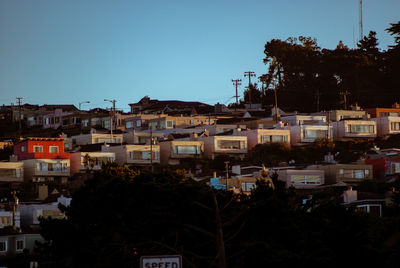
[343,186,357,203]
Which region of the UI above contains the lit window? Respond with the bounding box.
[20,146,25,152]
[49,146,59,153]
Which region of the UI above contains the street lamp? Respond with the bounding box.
[79,101,90,111]
[104,99,117,139]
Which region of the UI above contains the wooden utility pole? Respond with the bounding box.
[244,71,256,109]
[16,97,23,134]
[150,126,154,172]
[11,190,19,231]
[231,79,242,109]
[340,91,350,110]
[224,161,229,189]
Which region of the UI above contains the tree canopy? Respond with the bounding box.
[35,165,400,267]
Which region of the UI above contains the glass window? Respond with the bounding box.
[130,151,157,160]
[241,182,256,192]
[49,146,59,153]
[291,175,321,185]
[391,122,400,131]
[136,120,142,127]
[20,146,25,152]
[392,162,400,174]
[304,129,326,139]
[173,145,201,155]
[0,241,7,252]
[16,240,24,251]
[33,146,43,153]
[348,125,374,133]
[126,121,133,128]
[218,140,242,149]
[354,170,365,179]
[166,120,175,128]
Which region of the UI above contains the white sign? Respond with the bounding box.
[140,255,182,268]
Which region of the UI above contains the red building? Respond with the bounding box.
[13,137,70,161]
[365,158,400,181]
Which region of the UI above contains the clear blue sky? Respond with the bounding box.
[1,0,399,112]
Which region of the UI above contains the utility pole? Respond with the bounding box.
[340,90,350,110]
[150,126,154,172]
[11,190,19,231]
[359,0,363,41]
[104,99,116,141]
[231,79,242,110]
[316,89,320,112]
[16,97,23,134]
[224,161,229,190]
[244,71,256,109]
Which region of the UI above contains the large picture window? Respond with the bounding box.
[261,135,288,143]
[173,145,201,155]
[303,130,326,139]
[218,140,245,149]
[346,124,374,133]
[290,175,322,185]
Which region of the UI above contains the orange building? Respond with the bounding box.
[365,103,400,118]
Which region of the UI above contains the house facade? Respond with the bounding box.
[311,164,373,184]
[365,103,400,118]
[276,169,325,189]
[69,133,123,147]
[241,129,290,150]
[22,158,70,183]
[332,119,377,140]
[70,152,116,175]
[159,140,204,165]
[289,125,332,145]
[0,162,24,183]
[105,144,160,165]
[371,116,400,137]
[198,135,247,160]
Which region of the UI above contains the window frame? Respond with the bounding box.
[16,239,24,251]
[49,146,59,153]
[33,145,43,153]
[0,241,7,252]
